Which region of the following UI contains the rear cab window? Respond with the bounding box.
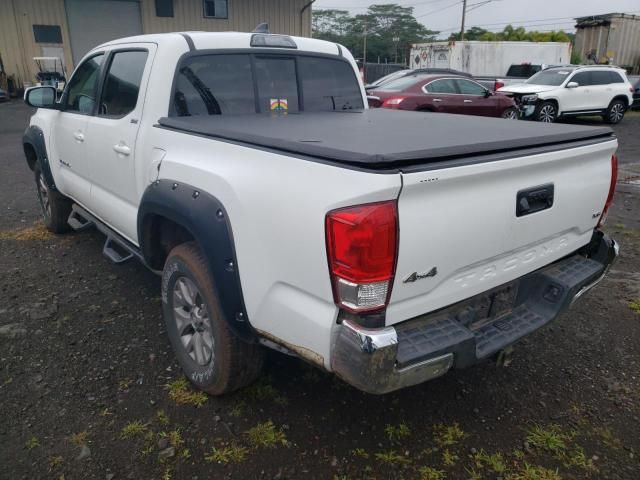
[172,52,363,116]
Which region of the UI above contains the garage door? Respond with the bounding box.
[65,0,142,65]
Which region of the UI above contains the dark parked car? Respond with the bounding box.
[368,74,519,119]
[0,88,8,102]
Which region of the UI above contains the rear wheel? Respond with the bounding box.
[501,107,519,120]
[162,242,264,395]
[34,162,72,233]
[604,99,626,124]
[536,101,557,123]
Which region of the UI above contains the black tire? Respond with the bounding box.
[536,101,557,123]
[162,241,264,395]
[501,107,519,120]
[604,99,626,124]
[34,162,72,234]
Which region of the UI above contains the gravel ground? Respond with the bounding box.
[1,101,639,480]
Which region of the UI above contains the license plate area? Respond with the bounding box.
[456,283,519,331]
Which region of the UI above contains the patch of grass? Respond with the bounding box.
[99,408,113,417]
[385,422,411,442]
[374,450,411,465]
[25,436,40,450]
[180,448,191,459]
[433,423,466,448]
[593,426,623,450]
[418,466,446,480]
[70,431,88,447]
[48,455,63,471]
[165,377,208,407]
[156,410,170,425]
[465,467,483,480]
[526,424,572,454]
[204,444,249,464]
[629,300,640,315]
[120,421,149,439]
[513,449,526,460]
[442,448,458,466]
[507,464,562,480]
[0,224,53,241]
[229,400,247,417]
[351,447,369,459]
[162,467,172,480]
[557,445,596,472]
[473,449,506,474]
[245,421,288,449]
[242,379,287,405]
[159,429,184,449]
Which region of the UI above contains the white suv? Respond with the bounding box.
[498,66,634,124]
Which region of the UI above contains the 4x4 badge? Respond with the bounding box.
[403,267,438,283]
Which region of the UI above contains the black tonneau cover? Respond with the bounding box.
[158,109,614,170]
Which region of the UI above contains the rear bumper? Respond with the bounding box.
[331,231,618,394]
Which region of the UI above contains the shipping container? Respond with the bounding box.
[409,41,572,76]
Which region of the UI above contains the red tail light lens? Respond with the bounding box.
[494,80,505,91]
[326,201,398,313]
[382,97,406,108]
[597,154,618,228]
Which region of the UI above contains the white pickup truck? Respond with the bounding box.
[23,31,619,395]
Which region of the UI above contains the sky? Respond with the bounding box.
[312,0,640,38]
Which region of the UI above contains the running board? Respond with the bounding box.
[67,209,94,231]
[69,204,145,266]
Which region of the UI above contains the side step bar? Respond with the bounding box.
[67,205,145,265]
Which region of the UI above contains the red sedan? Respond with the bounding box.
[368,74,519,119]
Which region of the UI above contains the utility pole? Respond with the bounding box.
[460,0,467,41]
[362,20,368,82]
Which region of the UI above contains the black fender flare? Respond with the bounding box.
[23,125,59,192]
[137,179,255,342]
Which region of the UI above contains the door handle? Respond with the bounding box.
[113,143,131,156]
[516,183,554,217]
[73,131,84,142]
[433,98,442,102]
[463,99,473,103]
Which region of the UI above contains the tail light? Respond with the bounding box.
[325,201,398,313]
[494,80,505,91]
[382,97,406,108]
[597,154,618,228]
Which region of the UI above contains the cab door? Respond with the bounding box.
[51,53,105,207]
[84,45,155,243]
[421,78,463,113]
[562,71,595,112]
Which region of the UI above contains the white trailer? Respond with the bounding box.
[410,41,572,76]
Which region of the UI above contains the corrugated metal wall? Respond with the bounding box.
[574,15,640,72]
[0,0,74,90]
[140,0,311,37]
[0,0,312,93]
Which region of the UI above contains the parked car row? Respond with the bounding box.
[366,65,636,124]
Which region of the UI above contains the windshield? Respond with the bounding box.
[375,75,424,92]
[172,53,364,116]
[525,69,573,86]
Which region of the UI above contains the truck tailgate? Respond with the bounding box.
[386,138,618,325]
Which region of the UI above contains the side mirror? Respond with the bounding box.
[484,89,492,98]
[566,82,579,89]
[24,86,58,109]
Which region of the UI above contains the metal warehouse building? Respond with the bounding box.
[0,0,313,93]
[574,13,640,73]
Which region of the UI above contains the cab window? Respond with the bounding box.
[64,54,104,114]
[99,50,148,118]
[425,79,457,94]
[455,79,486,95]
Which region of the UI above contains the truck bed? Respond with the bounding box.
[157,109,613,171]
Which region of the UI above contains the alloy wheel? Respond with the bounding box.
[37,172,51,219]
[172,276,215,366]
[539,104,556,123]
[502,109,518,120]
[609,103,624,123]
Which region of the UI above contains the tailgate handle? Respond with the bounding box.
[516,184,554,217]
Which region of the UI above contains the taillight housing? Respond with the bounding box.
[382,97,406,108]
[597,154,618,228]
[325,201,398,313]
[494,80,505,91]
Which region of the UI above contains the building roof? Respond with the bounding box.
[575,13,640,27]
